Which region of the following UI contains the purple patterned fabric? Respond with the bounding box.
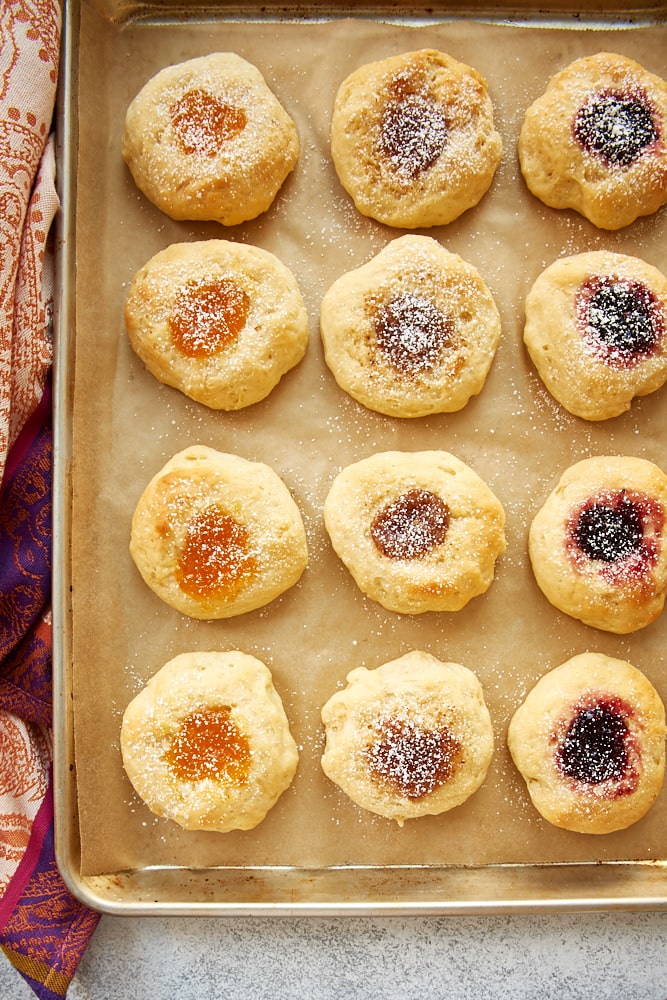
[0,383,100,997]
[0,385,52,689]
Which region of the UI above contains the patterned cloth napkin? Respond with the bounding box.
[0,2,101,996]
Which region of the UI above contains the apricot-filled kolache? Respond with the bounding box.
[321,651,494,825]
[121,651,299,832]
[121,52,299,225]
[330,48,502,228]
[124,240,309,410]
[129,446,308,620]
[320,236,501,418]
[508,653,666,834]
[519,52,667,230]
[324,450,506,615]
[529,456,667,634]
[524,251,667,421]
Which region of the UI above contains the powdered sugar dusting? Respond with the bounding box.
[370,488,449,560]
[373,292,453,373]
[366,711,462,800]
[169,88,247,156]
[379,89,449,179]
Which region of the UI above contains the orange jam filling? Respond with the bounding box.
[169,278,249,358]
[176,505,257,600]
[169,88,247,156]
[165,707,251,784]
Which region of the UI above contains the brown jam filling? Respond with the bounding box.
[366,714,462,800]
[165,707,251,784]
[371,489,449,560]
[373,293,452,374]
[169,88,247,156]
[176,505,257,600]
[379,83,449,178]
[552,694,639,798]
[169,278,249,358]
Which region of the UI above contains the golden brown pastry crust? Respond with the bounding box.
[320,235,501,418]
[124,240,309,410]
[321,650,494,825]
[122,53,299,225]
[519,52,667,230]
[524,251,667,421]
[130,445,308,620]
[323,450,506,615]
[330,49,502,228]
[528,455,667,634]
[508,652,666,834]
[121,650,299,832]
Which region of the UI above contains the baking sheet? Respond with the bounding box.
[55,0,667,909]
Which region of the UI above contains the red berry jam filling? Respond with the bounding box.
[366,713,462,799]
[373,293,453,374]
[379,83,449,179]
[573,89,659,167]
[552,694,640,797]
[575,275,663,369]
[566,489,663,587]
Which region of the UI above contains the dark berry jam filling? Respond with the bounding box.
[557,703,628,783]
[379,90,449,178]
[552,694,639,797]
[371,489,449,560]
[566,489,663,586]
[573,89,658,167]
[374,293,452,374]
[366,713,461,799]
[576,275,663,369]
[575,495,644,562]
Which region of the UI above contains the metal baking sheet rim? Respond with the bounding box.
[52,0,667,915]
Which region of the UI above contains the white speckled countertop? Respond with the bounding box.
[3,912,667,998]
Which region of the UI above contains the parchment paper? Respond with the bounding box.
[71,3,667,877]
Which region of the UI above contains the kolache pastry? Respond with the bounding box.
[320,235,501,418]
[124,240,309,410]
[121,650,299,832]
[122,52,299,225]
[524,251,667,421]
[129,445,308,620]
[508,652,666,834]
[321,650,494,825]
[528,455,667,634]
[323,450,506,615]
[330,49,502,228]
[518,52,667,230]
